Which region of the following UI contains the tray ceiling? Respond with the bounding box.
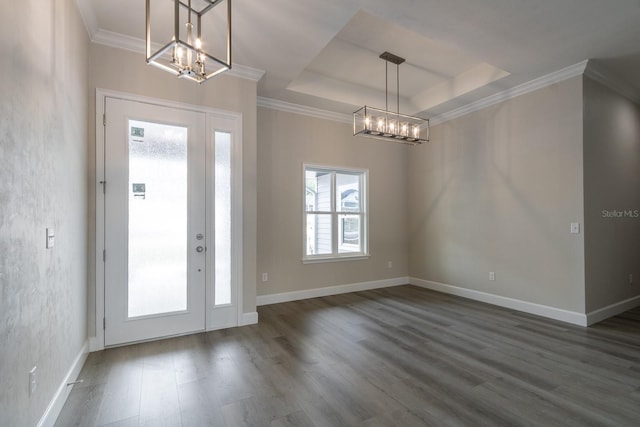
[77,0,640,117]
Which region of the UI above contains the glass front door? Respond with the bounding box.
[103,97,241,347]
[104,98,207,346]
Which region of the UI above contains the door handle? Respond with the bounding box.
[196,246,205,253]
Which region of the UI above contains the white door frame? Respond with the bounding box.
[93,88,243,351]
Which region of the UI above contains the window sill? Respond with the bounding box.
[302,254,370,264]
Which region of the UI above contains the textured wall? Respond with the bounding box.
[257,108,410,296]
[87,44,258,335]
[583,77,640,312]
[408,77,586,313]
[0,0,89,425]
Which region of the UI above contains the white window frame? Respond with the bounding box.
[303,164,369,263]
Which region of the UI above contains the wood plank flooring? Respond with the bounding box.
[55,285,640,426]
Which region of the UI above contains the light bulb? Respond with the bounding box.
[176,47,184,66]
[401,122,409,137]
[412,125,420,139]
[377,118,385,133]
[186,22,194,65]
[388,119,397,134]
[195,38,202,50]
[364,115,371,129]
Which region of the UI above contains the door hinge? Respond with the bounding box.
[103,317,106,330]
[103,113,106,126]
[99,180,106,194]
[102,249,106,262]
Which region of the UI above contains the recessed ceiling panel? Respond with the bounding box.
[288,10,510,114]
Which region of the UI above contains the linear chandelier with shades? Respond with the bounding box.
[353,52,429,145]
[145,0,231,83]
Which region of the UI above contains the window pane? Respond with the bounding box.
[338,214,361,254]
[336,173,360,213]
[128,120,187,317]
[214,131,231,305]
[306,170,332,212]
[306,214,332,255]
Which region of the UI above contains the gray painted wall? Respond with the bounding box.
[583,77,640,312]
[0,0,89,425]
[257,108,409,296]
[87,44,259,337]
[408,77,586,313]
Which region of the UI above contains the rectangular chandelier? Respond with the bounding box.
[146,0,231,84]
[353,52,429,145]
[353,106,429,145]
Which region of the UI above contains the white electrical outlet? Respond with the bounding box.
[387,261,393,269]
[261,273,268,282]
[489,272,495,281]
[29,366,37,396]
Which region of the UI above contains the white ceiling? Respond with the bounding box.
[78,0,640,117]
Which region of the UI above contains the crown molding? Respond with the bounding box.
[91,29,265,82]
[257,60,594,126]
[93,28,143,54]
[251,59,640,127]
[584,60,640,105]
[228,64,265,82]
[75,0,98,39]
[257,97,353,124]
[429,60,589,125]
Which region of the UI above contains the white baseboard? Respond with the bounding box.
[410,277,588,326]
[256,277,410,306]
[240,311,259,326]
[586,295,640,326]
[38,340,89,427]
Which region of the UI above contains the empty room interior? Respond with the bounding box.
[2,0,640,425]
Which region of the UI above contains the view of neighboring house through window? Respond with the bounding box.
[304,165,367,260]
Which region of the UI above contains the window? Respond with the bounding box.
[304,165,368,261]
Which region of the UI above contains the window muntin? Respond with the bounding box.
[304,166,367,260]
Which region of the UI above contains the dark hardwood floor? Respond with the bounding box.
[55,285,640,426]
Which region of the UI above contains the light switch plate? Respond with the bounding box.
[570,223,580,234]
[46,228,55,249]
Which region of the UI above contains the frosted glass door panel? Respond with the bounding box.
[214,131,231,306]
[128,120,188,317]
